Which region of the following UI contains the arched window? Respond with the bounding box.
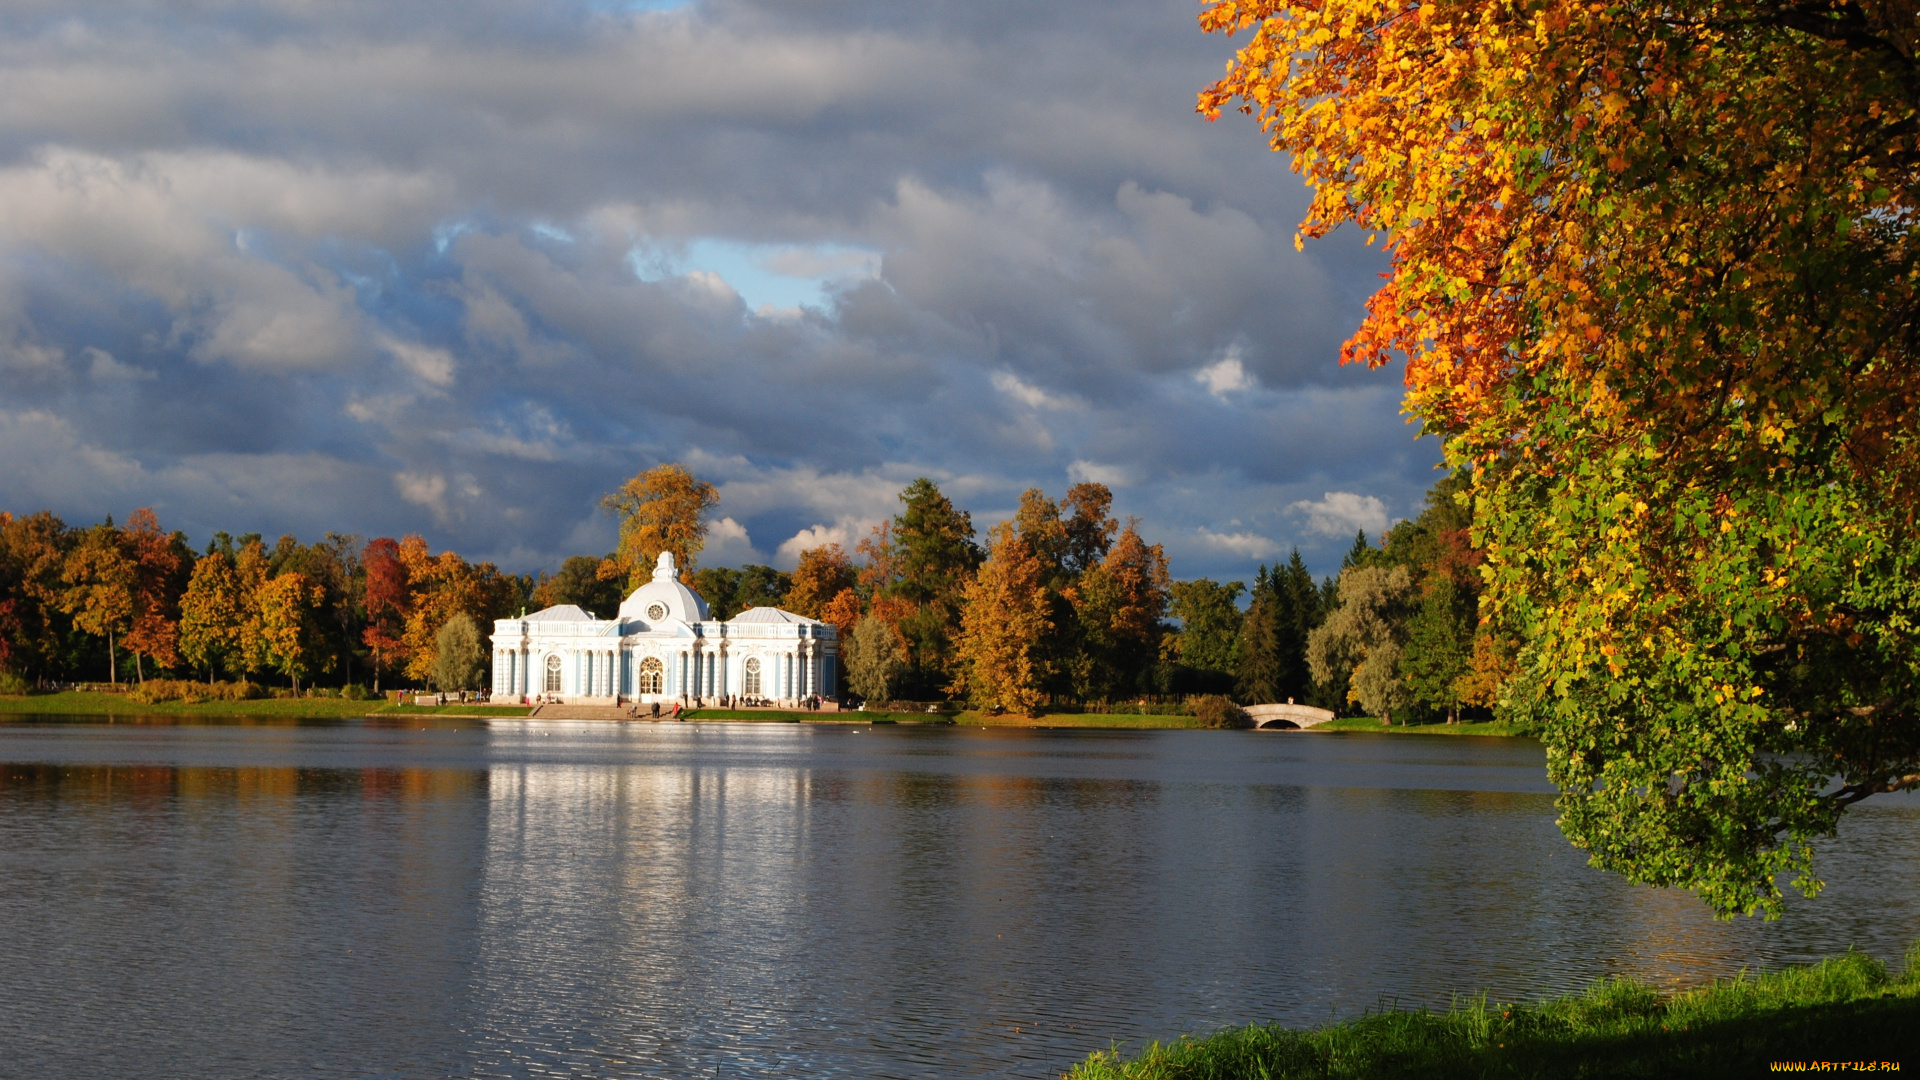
[639,656,665,695]
[743,656,761,697]
[544,654,562,693]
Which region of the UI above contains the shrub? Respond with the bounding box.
[340,684,376,701]
[1194,694,1253,729]
[0,669,30,696]
[127,679,268,704]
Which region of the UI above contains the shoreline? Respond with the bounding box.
[0,691,1531,735]
[1066,946,1918,1079]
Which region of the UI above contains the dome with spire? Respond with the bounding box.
[615,550,710,626]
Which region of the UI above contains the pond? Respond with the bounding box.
[1,718,1915,1078]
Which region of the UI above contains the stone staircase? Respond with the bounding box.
[525,704,646,721]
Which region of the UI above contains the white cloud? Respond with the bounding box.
[1195,348,1256,399]
[1289,491,1391,539]
[702,515,763,566]
[394,470,449,517]
[382,336,456,388]
[1194,525,1281,560]
[773,519,875,568]
[991,370,1076,411]
[1067,459,1135,487]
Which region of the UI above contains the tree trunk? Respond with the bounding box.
[108,629,116,685]
[136,651,144,684]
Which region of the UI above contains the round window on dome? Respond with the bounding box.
[646,603,668,621]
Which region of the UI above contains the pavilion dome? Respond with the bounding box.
[616,551,711,625]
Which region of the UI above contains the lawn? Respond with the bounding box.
[0,690,530,718]
[1067,947,1917,1079]
[1315,715,1531,737]
[955,711,1208,729]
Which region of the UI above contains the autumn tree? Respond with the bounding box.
[1071,520,1171,700]
[954,521,1054,716]
[818,587,863,641]
[599,463,719,590]
[1060,482,1119,575]
[1202,0,1920,913]
[230,538,273,677]
[179,552,245,681]
[396,536,517,685]
[256,572,327,691]
[786,544,857,620]
[361,537,409,691]
[119,508,189,680]
[59,519,136,684]
[0,511,73,682]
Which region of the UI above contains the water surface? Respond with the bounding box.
[1,717,1915,1078]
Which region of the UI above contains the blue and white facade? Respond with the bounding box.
[489,551,838,705]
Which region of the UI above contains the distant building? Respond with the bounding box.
[490,550,836,705]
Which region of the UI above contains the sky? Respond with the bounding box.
[0,0,1443,583]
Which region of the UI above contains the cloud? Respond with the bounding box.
[1194,525,1282,560]
[702,516,763,566]
[772,519,876,568]
[1289,491,1392,539]
[1067,460,1135,488]
[991,371,1077,411]
[1195,343,1257,398]
[382,337,457,388]
[0,0,1442,584]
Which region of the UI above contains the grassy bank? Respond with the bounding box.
[0,690,531,718]
[1316,715,1531,737]
[676,709,1208,728]
[956,711,1207,729]
[1067,947,1916,1079]
[1,692,1535,732]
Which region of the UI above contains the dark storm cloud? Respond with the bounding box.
[0,0,1438,581]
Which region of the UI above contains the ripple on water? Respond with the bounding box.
[0,721,1915,1078]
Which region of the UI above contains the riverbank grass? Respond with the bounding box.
[1067,947,1917,1079]
[1316,714,1530,736]
[0,690,532,718]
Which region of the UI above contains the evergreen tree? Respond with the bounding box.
[1400,575,1475,722]
[1234,564,1280,704]
[885,478,980,697]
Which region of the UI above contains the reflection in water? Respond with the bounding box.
[0,721,1915,1078]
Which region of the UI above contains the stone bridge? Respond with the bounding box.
[1244,703,1337,730]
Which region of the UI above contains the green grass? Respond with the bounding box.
[1316,715,1530,736]
[955,711,1209,729]
[1067,947,1918,1079]
[0,690,530,718]
[674,709,1207,728]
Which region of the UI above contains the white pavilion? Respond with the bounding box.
[489,550,838,706]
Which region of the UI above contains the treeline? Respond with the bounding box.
[0,511,526,692]
[939,468,1513,720]
[1,465,1514,717]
